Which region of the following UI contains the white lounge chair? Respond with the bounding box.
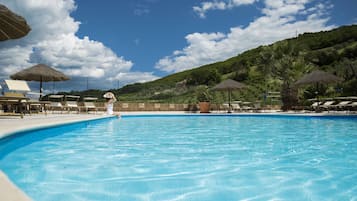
[319,101,335,111]
[346,102,357,111]
[64,95,80,113]
[241,102,252,112]
[48,95,64,113]
[83,97,98,113]
[310,101,322,110]
[1,80,33,117]
[329,101,351,111]
[6,80,51,114]
[231,103,241,112]
[222,103,230,112]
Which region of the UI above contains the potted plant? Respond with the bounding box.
[196,85,212,113]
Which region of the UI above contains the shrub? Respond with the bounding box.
[195,85,212,102]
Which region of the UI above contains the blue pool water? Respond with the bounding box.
[0,115,357,201]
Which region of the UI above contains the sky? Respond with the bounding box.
[0,0,356,93]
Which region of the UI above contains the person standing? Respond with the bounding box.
[103,92,117,115]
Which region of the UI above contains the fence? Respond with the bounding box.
[94,102,226,112]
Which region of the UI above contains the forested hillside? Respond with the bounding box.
[64,25,357,107]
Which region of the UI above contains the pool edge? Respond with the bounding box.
[0,115,116,140]
[0,171,32,201]
[0,114,116,201]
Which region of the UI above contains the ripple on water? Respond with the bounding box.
[0,116,357,201]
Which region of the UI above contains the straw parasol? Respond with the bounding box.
[0,4,31,41]
[10,64,70,98]
[294,70,343,95]
[213,79,247,113]
[294,70,343,111]
[295,70,343,86]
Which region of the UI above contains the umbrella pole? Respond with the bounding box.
[228,90,232,113]
[315,83,320,112]
[40,77,43,99]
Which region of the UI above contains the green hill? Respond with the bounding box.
[67,25,357,108]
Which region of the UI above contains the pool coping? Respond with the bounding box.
[120,111,357,117]
[0,171,32,201]
[0,114,116,139]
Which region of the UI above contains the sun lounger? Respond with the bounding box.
[64,95,80,113]
[82,97,98,113]
[22,92,50,114]
[345,102,357,111]
[329,101,351,111]
[319,101,335,111]
[0,80,32,118]
[4,80,51,115]
[48,95,64,113]
[231,103,241,112]
[252,102,262,112]
[222,103,230,112]
[309,101,322,110]
[4,79,31,92]
[241,102,252,112]
[0,95,28,118]
[25,92,41,112]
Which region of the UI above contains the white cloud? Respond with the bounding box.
[110,72,159,84]
[193,0,257,18]
[0,0,159,91]
[134,5,150,16]
[156,0,335,73]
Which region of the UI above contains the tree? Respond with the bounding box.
[187,69,221,86]
[269,43,303,110]
[281,81,298,111]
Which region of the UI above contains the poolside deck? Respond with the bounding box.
[0,113,114,139]
[0,171,32,201]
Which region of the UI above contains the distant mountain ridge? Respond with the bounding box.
[65,24,357,106]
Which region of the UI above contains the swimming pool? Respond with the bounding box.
[0,115,356,201]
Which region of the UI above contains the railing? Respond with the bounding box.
[93,102,230,112]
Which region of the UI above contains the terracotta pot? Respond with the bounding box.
[199,102,210,113]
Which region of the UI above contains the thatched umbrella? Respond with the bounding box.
[295,70,343,110]
[0,4,31,41]
[294,70,343,94]
[213,79,247,113]
[10,64,70,98]
[295,70,343,86]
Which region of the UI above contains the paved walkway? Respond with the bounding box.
[0,113,113,138]
[0,171,32,201]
